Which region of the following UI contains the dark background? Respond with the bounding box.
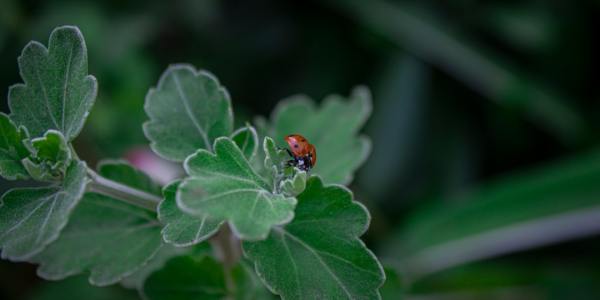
[1,0,599,299]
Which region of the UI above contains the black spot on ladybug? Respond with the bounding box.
[294,145,299,148]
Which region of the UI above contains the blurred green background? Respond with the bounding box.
[1,0,599,299]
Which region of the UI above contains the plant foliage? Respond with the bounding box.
[0,25,382,299]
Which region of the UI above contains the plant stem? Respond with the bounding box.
[86,168,161,211]
[210,224,241,297]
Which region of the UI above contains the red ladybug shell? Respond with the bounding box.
[285,134,317,167]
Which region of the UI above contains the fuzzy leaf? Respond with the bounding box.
[280,170,307,197]
[142,255,270,300]
[8,26,97,141]
[33,161,163,286]
[120,244,189,289]
[159,181,222,247]
[232,126,259,160]
[144,64,233,162]
[22,130,71,181]
[0,160,87,260]
[178,137,296,240]
[268,87,372,185]
[31,275,138,300]
[380,268,403,300]
[263,136,289,174]
[0,113,30,180]
[244,176,385,299]
[142,255,227,300]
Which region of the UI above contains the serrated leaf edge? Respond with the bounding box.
[8,25,98,141]
[158,180,224,247]
[231,125,259,160]
[243,176,386,300]
[177,137,297,241]
[142,63,234,162]
[0,112,31,180]
[0,160,89,261]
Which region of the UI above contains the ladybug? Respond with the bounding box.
[284,134,317,171]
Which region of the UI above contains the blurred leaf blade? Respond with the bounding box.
[268,87,372,185]
[327,0,586,143]
[386,150,600,277]
[142,255,227,300]
[31,275,138,300]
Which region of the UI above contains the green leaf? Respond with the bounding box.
[159,181,222,247]
[263,136,289,174]
[120,244,189,289]
[384,150,600,277]
[328,0,585,143]
[380,268,403,300]
[22,130,71,181]
[178,137,296,240]
[144,64,233,162]
[244,176,385,299]
[255,136,305,197]
[96,159,161,196]
[232,126,259,160]
[142,255,227,300]
[31,275,138,300]
[33,161,163,286]
[142,255,271,300]
[8,25,97,141]
[0,112,30,180]
[232,260,274,300]
[268,87,372,185]
[0,160,87,260]
[280,170,307,197]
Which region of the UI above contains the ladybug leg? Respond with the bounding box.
[278,147,294,158]
[286,159,295,167]
[285,148,294,158]
[286,156,299,168]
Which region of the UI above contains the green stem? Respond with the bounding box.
[210,224,241,298]
[86,168,161,211]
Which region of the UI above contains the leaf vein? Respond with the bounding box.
[172,72,211,150]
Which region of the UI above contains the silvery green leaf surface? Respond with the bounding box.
[33,161,163,286]
[263,136,288,176]
[280,170,307,197]
[177,137,296,240]
[244,176,385,299]
[8,26,97,141]
[267,87,372,185]
[385,150,600,277]
[0,160,87,260]
[232,126,259,161]
[159,181,222,247]
[144,64,233,162]
[0,112,31,180]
